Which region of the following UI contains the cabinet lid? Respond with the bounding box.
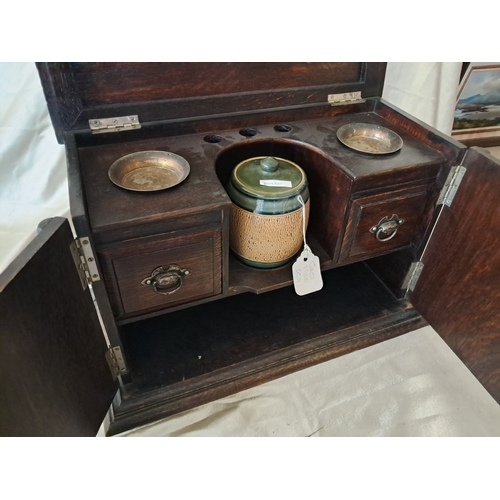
[36,62,387,143]
[409,147,500,401]
[0,217,117,436]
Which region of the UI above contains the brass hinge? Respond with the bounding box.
[89,115,141,134]
[105,346,129,379]
[328,91,365,106]
[69,238,101,290]
[402,261,424,292]
[436,165,467,207]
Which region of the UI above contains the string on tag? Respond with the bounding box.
[297,195,311,254]
[292,194,323,296]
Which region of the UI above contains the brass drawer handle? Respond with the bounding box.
[141,265,192,295]
[369,214,404,242]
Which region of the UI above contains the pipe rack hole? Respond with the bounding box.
[204,134,223,143]
[239,128,258,137]
[274,124,292,132]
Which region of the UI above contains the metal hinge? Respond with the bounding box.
[436,165,467,207]
[328,91,365,106]
[69,238,101,290]
[105,346,129,379]
[402,261,424,292]
[89,115,141,134]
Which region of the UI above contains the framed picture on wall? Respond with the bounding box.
[451,63,500,147]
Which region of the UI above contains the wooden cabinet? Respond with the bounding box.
[2,63,500,436]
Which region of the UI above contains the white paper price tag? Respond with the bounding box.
[292,249,323,296]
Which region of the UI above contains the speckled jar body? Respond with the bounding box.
[227,156,310,269]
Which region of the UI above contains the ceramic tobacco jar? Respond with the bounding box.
[227,156,310,268]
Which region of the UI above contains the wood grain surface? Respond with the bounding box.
[0,218,116,436]
[411,147,500,402]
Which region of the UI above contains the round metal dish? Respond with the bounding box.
[336,123,403,155]
[108,151,190,192]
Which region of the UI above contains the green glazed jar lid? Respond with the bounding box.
[231,156,307,200]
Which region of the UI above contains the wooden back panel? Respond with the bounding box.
[74,62,365,104]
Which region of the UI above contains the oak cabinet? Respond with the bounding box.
[1,63,500,436]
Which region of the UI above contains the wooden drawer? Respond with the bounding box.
[99,229,222,318]
[339,185,432,263]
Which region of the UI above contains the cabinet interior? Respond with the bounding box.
[120,262,418,395]
[69,98,462,434]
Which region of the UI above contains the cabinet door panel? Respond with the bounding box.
[0,218,116,436]
[410,148,500,401]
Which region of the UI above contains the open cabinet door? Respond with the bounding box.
[409,147,500,402]
[0,217,117,436]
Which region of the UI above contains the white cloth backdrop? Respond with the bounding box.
[2,62,500,436]
[0,63,69,273]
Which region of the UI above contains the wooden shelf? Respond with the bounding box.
[227,233,332,295]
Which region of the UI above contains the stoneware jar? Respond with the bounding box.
[227,156,310,268]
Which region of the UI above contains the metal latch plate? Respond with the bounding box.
[328,91,365,106]
[402,261,425,292]
[89,115,141,134]
[105,346,128,379]
[437,165,467,207]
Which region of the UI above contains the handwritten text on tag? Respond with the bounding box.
[292,249,323,296]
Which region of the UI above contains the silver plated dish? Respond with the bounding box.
[336,123,403,155]
[108,150,190,192]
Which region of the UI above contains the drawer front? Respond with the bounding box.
[102,229,222,317]
[339,186,431,263]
